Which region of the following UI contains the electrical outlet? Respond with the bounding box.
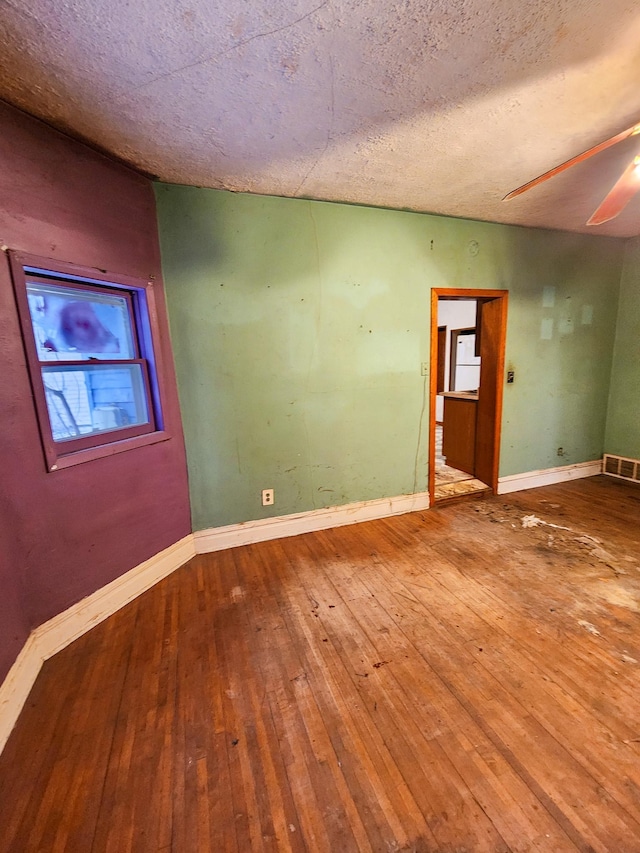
[261,488,274,506]
[557,447,564,457]
[421,362,429,376]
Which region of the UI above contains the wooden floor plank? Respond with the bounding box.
[235,548,376,849]
[251,541,430,851]
[260,539,434,849]
[306,526,584,853]
[277,536,512,852]
[2,476,640,852]
[345,533,640,850]
[1,601,138,853]
[236,544,372,853]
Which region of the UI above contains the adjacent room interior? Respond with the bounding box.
[433,297,489,500]
[1,2,640,850]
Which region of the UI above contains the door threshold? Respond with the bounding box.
[434,478,490,503]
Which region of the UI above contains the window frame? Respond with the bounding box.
[9,251,170,472]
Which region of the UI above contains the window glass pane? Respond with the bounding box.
[41,364,150,442]
[27,281,135,361]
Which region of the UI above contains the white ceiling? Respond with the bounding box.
[2,0,640,237]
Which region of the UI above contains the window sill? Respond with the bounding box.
[48,430,172,471]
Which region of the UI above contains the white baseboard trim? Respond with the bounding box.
[0,459,611,753]
[2,492,433,752]
[195,491,431,554]
[497,459,603,495]
[1,461,611,752]
[0,533,195,755]
[0,635,45,756]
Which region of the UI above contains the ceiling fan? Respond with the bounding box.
[503,122,640,226]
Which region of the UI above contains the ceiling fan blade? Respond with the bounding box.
[586,156,640,226]
[503,122,640,201]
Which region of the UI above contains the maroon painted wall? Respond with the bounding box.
[0,102,191,683]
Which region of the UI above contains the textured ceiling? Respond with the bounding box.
[2,0,640,236]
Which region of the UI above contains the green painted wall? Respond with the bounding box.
[155,185,623,530]
[605,237,640,459]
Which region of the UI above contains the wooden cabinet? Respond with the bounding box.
[442,393,478,476]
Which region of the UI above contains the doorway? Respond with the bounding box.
[429,289,508,504]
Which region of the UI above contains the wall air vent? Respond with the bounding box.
[603,454,640,483]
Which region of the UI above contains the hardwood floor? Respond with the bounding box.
[2,476,640,852]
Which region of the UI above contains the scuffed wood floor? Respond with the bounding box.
[2,476,640,852]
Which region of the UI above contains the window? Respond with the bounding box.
[10,252,168,471]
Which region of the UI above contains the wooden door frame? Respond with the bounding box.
[428,288,508,504]
[436,325,447,398]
